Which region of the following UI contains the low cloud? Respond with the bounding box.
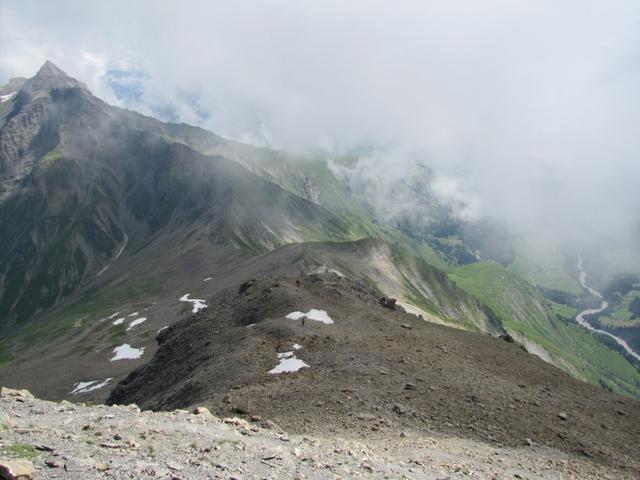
[1,0,639,270]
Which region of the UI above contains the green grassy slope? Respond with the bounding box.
[449,261,640,399]
[600,289,640,328]
[212,146,452,269]
[508,243,581,295]
[153,123,453,270]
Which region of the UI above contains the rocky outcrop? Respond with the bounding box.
[379,296,397,309]
[0,61,88,202]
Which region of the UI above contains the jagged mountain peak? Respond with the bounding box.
[37,60,66,76]
[21,60,86,98]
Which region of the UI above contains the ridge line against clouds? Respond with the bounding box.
[1,0,640,266]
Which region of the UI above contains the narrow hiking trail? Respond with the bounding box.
[97,233,129,277]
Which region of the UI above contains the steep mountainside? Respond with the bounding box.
[1,62,639,411]
[449,262,640,398]
[0,238,500,401]
[0,62,369,334]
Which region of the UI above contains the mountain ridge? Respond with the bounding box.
[1,62,639,413]
[106,271,640,473]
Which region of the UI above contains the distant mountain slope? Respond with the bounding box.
[0,62,371,333]
[0,237,500,401]
[128,120,453,270]
[1,61,639,407]
[449,262,640,398]
[284,239,503,333]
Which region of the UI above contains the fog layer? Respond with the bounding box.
[2,1,639,267]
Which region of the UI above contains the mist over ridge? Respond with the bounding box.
[2,0,640,272]
[3,7,640,469]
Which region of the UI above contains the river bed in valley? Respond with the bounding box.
[575,256,640,361]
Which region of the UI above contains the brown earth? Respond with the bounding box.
[108,272,640,475]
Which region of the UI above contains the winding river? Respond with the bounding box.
[575,256,640,361]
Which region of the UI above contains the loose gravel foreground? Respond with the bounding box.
[0,388,634,479]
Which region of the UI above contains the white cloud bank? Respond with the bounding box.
[1,0,639,266]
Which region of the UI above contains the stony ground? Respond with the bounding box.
[3,274,640,480]
[0,387,633,479]
[108,274,640,475]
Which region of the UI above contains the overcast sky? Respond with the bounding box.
[2,0,640,265]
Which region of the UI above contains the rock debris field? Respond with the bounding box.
[0,387,634,480]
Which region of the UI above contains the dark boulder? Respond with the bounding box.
[380,297,397,310]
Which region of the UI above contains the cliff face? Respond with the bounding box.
[0,62,86,202]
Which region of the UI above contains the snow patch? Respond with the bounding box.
[293,343,302,350]
[0,92,16,103]
[269,351,309,374]
[112,317,125,326]
[306,309,333,323]
[180,294,207,313]
[128,312,139,317]
[126,317,147,331]
[106,312,120,319]
[71,378,113,394]
[203,277,212,282]
[111,344,145,361]
[157,326,169,334]
[286,312,306,320]
[286,308,334,324]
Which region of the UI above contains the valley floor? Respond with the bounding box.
[0,388,634,480]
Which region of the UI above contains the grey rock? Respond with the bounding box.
[64,457,95,472]
[0,382,623,480]
[166,461,183,471]
[0,461,35,479]
[0,387,34,399]
[392,403,408,415]
[234,399,251,415]
[262,419,283,432]
[380,297,397,309]
[33,444,54,452]
[44,459,62,468]
[125,437,139,448]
